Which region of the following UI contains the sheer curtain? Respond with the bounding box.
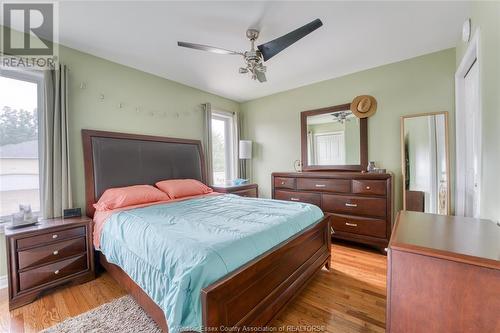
[202,103,213,185]
[42,64,72,218]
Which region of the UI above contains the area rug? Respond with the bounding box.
[41,295,161,333]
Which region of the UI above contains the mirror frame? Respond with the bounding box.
[301,103,368,171]
[400,111,451,215]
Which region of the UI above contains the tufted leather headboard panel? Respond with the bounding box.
[82,130,206,217]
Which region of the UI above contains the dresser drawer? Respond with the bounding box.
[322,194,386,217]
[352,180,387,196]
[19,254,88,291]
[18,237,87,270]
[274,177,296,189]
[297,178,350,193]
[331,214,386,238]
[17,226,86,249]
[274,190,321,206]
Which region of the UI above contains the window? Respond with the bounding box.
[211,111,237,185]
[0,71,43,220]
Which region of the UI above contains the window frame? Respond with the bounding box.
[0,70,44,222]
[211,110,237,184]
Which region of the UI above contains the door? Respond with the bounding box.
[463,60,480,217]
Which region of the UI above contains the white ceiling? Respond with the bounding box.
[4,1,470,102]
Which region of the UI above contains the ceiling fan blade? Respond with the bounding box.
[177,41,242,55]
[257,18,323,61]
[256,70,267,83]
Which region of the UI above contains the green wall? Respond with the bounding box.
[0,27,239,277]
[456,1,500,222]
[241,48,457,217]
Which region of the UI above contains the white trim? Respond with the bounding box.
[455,29,482,217]
[0,275,7,290]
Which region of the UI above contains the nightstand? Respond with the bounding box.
[211,183,258,198]
[5,216,95,310]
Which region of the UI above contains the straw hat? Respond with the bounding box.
[350,95,377,118]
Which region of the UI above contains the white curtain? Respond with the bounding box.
[202,103,213,185]
[42,64,72,218]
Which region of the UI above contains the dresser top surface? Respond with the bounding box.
[390,211,500,268]
[272,171,392,179]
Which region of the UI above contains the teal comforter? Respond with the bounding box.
[99,194,323,332]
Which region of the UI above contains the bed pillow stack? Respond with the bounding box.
[155,179,213,199]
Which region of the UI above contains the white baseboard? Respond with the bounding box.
[0,275,7,290]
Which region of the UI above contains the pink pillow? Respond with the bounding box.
[93,185,170,211]
[155,179,213,199]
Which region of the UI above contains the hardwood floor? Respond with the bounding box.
[0,243,386,332]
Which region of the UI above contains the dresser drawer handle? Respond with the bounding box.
[345,222,358,227]
[290,197,300,201]
[52,234,58,239]
[366,186,371,190]
[53,250,59,255]
[54,270,60,275]
[315,184,326,188]
[345,203,358,207]
[281,181,285,185]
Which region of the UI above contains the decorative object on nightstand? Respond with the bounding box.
[211,183,258,198]
[5,216,95,310]
[239,140,253,180]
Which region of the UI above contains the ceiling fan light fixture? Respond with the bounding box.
[177,18,322,83]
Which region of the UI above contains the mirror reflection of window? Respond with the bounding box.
[306,111,360,166]
[403,113,449,215]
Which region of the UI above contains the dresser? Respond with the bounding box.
[5,216,95,309]
[272,172,392,252]
[387,211,500,332]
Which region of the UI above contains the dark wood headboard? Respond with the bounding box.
[82,129,206,217]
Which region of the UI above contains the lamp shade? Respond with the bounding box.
[239,140,252,159]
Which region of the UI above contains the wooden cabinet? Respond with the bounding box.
[387,211,500,332]
[272,172,393,252]
[5,217,95,310]
[211,183,258,198]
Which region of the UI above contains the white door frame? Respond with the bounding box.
[455,29,482,217]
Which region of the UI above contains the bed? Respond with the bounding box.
[82,129,331,332]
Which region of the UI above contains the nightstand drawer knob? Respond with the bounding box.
[53,250,59,255]
[52,234,58,239]
[54,270,60,275]
[366,186,371,190]
[281,181,285,185]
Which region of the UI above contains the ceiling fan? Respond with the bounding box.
[177,19,323,83]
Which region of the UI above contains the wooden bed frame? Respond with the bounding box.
[82,129,331,332]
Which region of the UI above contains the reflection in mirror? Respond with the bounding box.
[402,112,450,215]
[306,110,360,166]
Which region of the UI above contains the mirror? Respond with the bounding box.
[401,112,450,214]
[301,104,367,171]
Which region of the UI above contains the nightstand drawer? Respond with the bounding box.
[18,237,87,270]
[19,254,88,291]
[233,188,257,197]
[17,226,86,249]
